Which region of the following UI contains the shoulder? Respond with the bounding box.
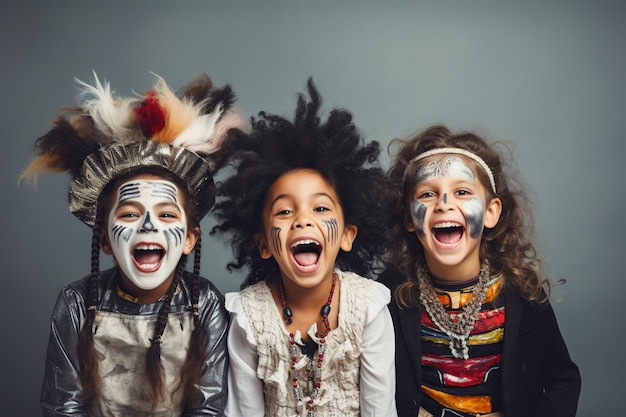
[225,291,242,314]
[58,268,118,305]
[178,272,228,325]
[338,270,391,325]
[182,272,224,300]
[225,281,270,314]
[501,285,560,330]
[340,270,389,296]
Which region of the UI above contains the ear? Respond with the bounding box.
[254,232,273,260]
[182,226,201,255]
[340,225,358,252]
[403,207,416,233]
[484,197,502,229]
[100,230,113,255]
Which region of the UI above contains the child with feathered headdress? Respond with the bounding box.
[23,71,245,416]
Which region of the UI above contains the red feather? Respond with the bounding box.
[134,91,166,137]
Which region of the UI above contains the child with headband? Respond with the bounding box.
[380,124,581,417]
[212,79,397,417]
[23,72,245,416]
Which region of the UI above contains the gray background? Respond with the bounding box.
[2,1,623,415]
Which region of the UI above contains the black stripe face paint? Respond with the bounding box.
[107,179,189,291]
[409,201,427,238]
[164,225,186,246]
[111,224,132,246]
[464,198,485,239]
[271,226,282,255]
[322,218,338,245]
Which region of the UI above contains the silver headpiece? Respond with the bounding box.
[24,72,246,226]
[404,147,497,194]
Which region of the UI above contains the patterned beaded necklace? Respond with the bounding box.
[278,272,338,417]
[417,261,491,360]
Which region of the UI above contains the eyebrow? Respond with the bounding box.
[269,192,336,206]
[112,201,183,221]
[415,177,479,192]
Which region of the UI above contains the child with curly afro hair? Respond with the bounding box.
[212,79,397,417]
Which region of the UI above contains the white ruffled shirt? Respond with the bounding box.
[224,270,397,417]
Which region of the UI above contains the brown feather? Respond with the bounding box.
[180,73,213,105]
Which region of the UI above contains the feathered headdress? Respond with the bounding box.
[23,71,246,226]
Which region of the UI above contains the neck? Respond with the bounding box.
[424,258,481,283]
[117,272,174,304]
[276,271,339,338]
[278,272,336,309]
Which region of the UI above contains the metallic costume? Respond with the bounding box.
[41,267,229,417]
[24,72,244,417]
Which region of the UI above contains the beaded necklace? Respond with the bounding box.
[417,261,491,360]
[278,272,338,417]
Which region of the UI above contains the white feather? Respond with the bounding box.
[75,71,139,144]
[171,103,224,154]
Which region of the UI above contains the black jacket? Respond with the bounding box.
[379,271,581,417]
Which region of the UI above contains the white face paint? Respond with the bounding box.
[107,179,187,291]
[410,156,487,241]
[415,156,476,184]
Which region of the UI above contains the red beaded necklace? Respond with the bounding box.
[278,272,338,416]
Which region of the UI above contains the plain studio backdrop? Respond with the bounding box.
[2,1,623,415]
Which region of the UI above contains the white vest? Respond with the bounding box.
[240,270,373,417]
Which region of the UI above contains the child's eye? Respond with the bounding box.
[119,212,140,219]
[456,189,471,196]
[418,191,436,199]
[276,209,292,216]
[314,206,330,213]
[159,212,178,219]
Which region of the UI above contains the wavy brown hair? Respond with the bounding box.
[384,124,557,308]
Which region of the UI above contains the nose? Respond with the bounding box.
[434,193,452,211]
[294,213,313,229]
[139,212,158,232]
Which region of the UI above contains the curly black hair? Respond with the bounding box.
[211,78,390,288]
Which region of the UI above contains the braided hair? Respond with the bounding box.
[22,72,238,412]
[212,78,391,288]
[77,166,208,409]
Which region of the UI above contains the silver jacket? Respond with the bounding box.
[41,267,229,416]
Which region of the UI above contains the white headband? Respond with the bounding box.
[403,147,497,194]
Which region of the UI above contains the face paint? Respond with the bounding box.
[411,156,488,241]
[271,226,282,254]
[107,179,187,291]
[463,197,485,239]
[415,157,476,184]
[409,200,427,238]
[322,218,338,245]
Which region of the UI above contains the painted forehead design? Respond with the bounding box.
[117,180,179,204]
[415,157,476,184]
[404,147,496,194]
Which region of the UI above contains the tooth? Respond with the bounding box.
[292,239,319,248]
[136,244,162,251]
[435,222,461,228]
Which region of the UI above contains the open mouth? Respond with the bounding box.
[291,239,322,270]
[433,222,464,245]
[133,244,165,272]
